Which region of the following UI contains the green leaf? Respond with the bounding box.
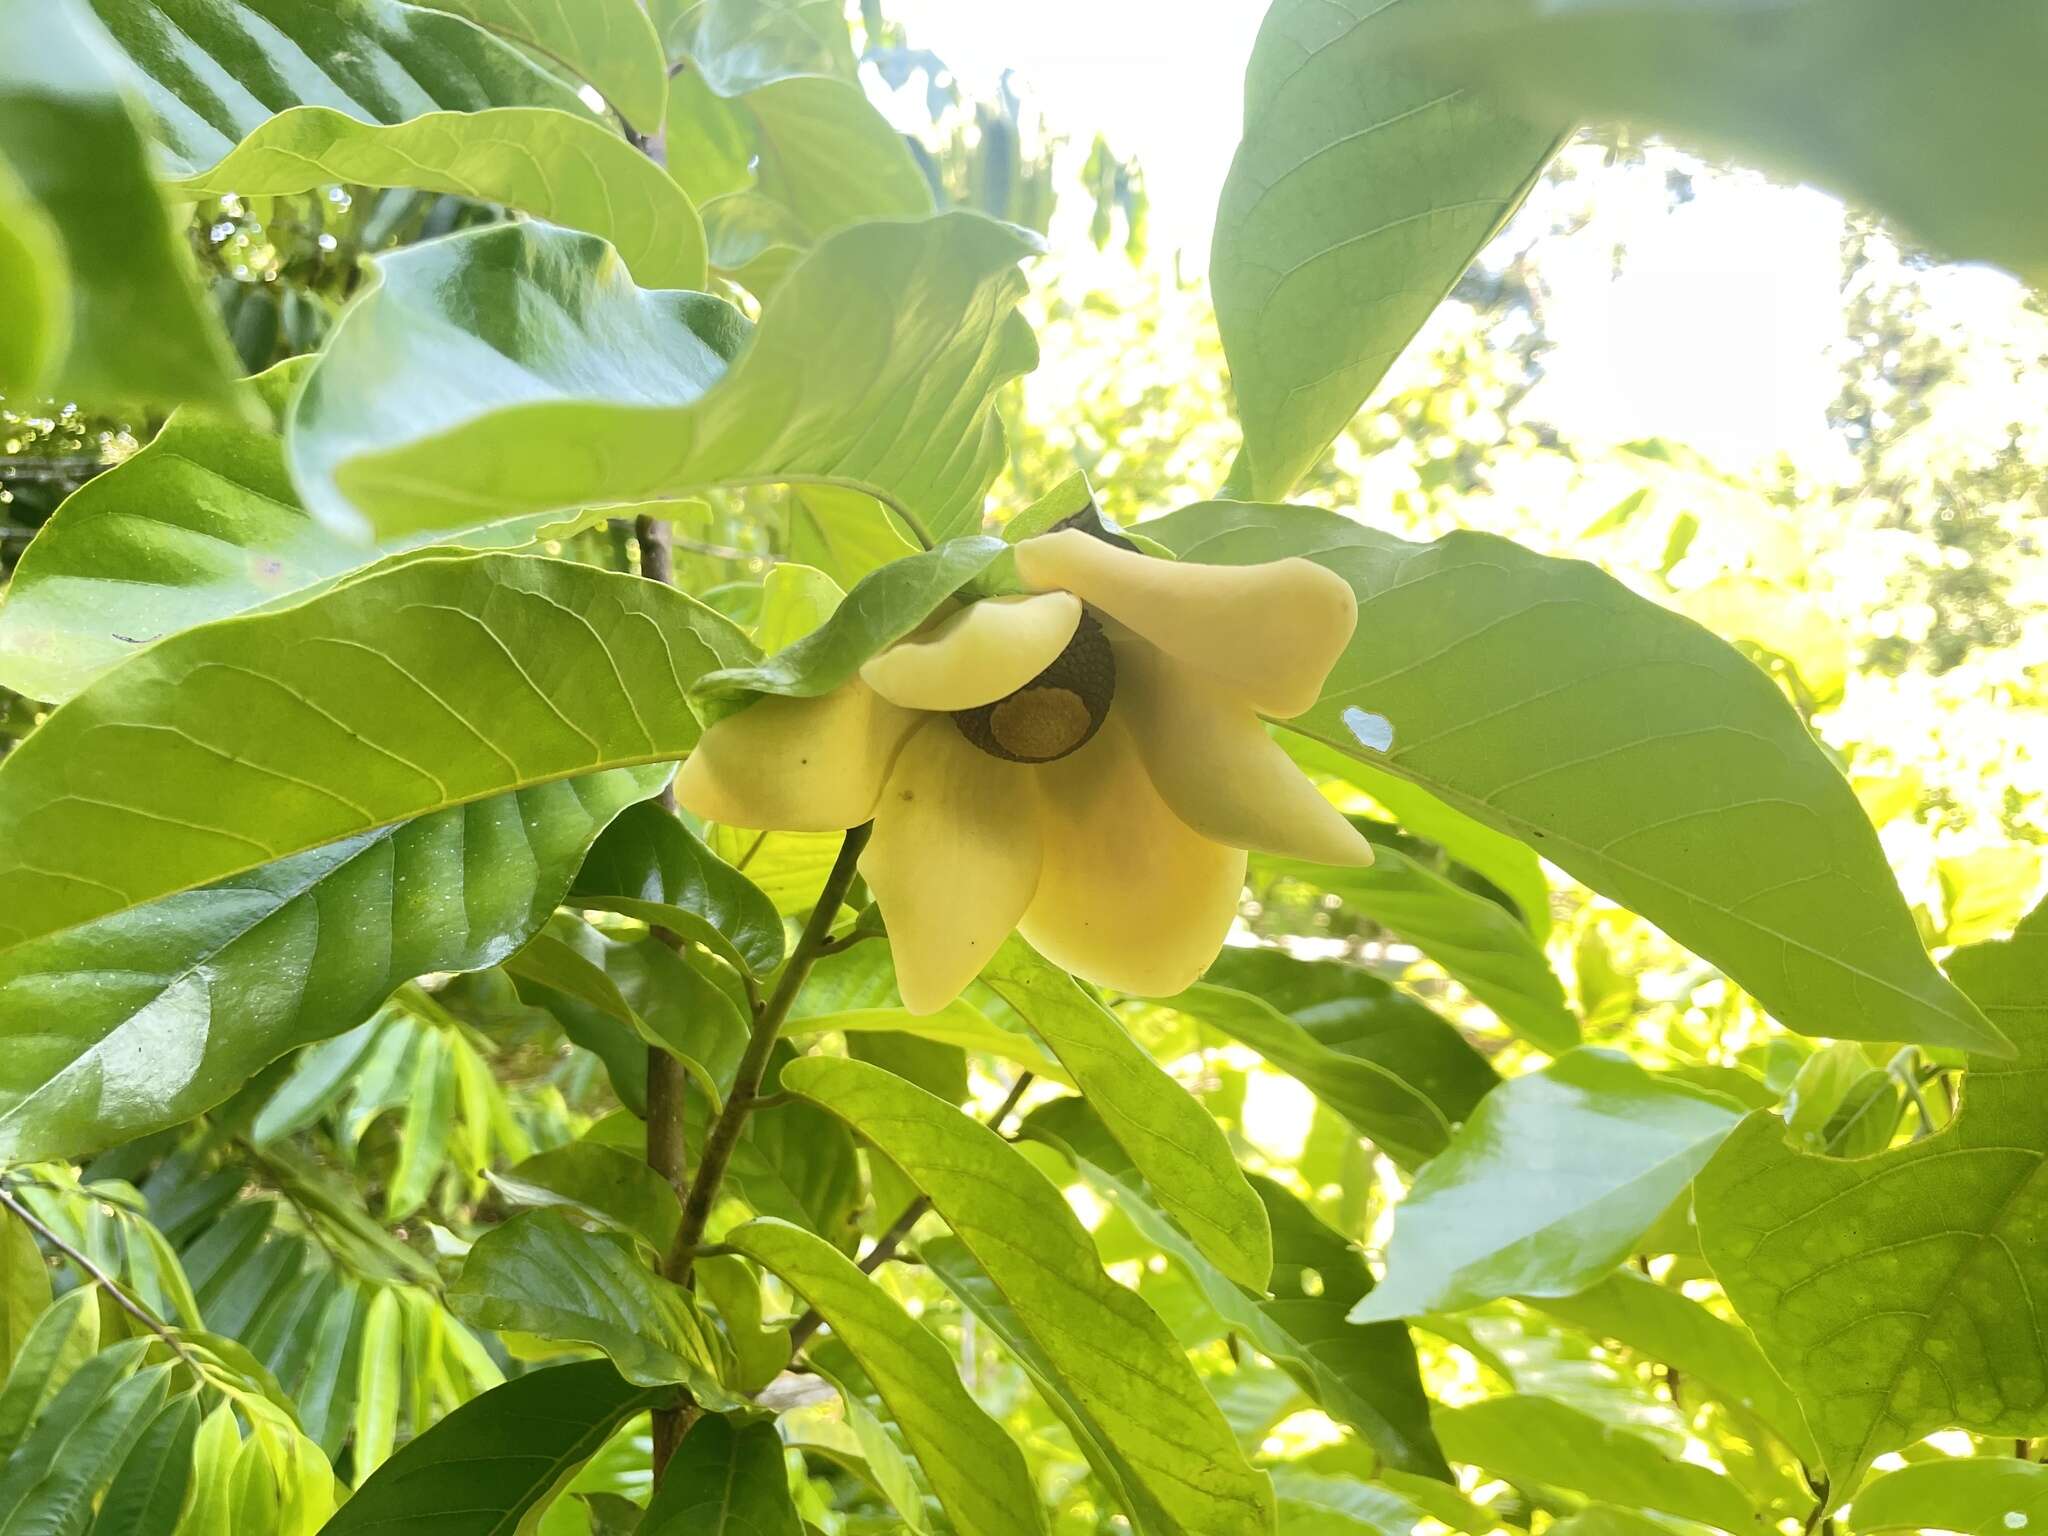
[0,1290,101,1460]
[981,939,1272,1291]
[781,1055,1275,1536]
[0,1357,171,1536]
[785,485,922,590]
[0,360,567,705]
[0,0,242,410]
[174,107,706,290]
[286,214,1037,546]
[1261,844,1578,1053]
[0,1211,50,1379]
[729,1218,1047,1536]
[320,1360,674,1536]
[494,1141,683,1253]
[1854,1457,2048,1535]
[1381,0,2048,286]
[781,1005,1067,1086]
[1694,904,2048,1487]
[1354,1049,1744,1320]
[1147,502,2001,1054]
[1024,1096,1448,1480]
[0,767,666,1160]
[1529,1268,1817,1466]
[641,1413,800,1536]
[1210,0,1560,499]
[353,1288,403,1476]
[447,1210,736,1398]
[1433,1394,1757,1532]
[693,1255,788,1394]
[413,0,669,130]
[1201,946,1498,1127]
[1273,1471,1431,1536]
[87,1391,197,1536]
[694,537,1007,709]
[1163,980,1451,1170]
[0,552,753,956]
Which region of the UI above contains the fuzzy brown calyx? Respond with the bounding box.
[953,611,1115,763]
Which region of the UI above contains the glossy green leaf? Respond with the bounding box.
[1433,1394,1756,1531]
[781,1004,1067,1086]
[495,1141,683,1253]
[1273,1471,1431,1536]
[1530,1268,1817,1466]
[1164,980,1450,1169]
[321,1360,674,1536]
[571,800,785,977]
[1266,846,1577,1051]
[286,214,1037,546]
[1355,1050,1744,1320]
[1148,502,2000,1054]
[1383,0,2048,286]
[982,939,1272,1290]
[0,1290,100,1460]
[0,0,242,409]
[1026,1096,1448,1480]
[695,536,1007,709]
[0,360,567,705]
[783,1055,1275,1536]
[176,107,706,290]
[642,1413,800,1536]
[693,1255,788,1394]
[0,1212,49,1379]
[0,552,753,956]
[448,1210,735,1397]
[353,1288,402,1476]
[1201,946,1497,1126]
[414,0,668,129]
[1695,904,2048,1486]
[0,1356,170,1535]
[87,1391,196,1536]
[1210,0,1560,499]
[0,767,665,1160]
[731,1218,1045,1536]
[1854,1457,2048,1535]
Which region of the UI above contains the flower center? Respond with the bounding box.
[953,611,1115,764]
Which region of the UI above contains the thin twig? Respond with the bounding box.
[0,1184,207,1378]
[785,1072,1036,1351]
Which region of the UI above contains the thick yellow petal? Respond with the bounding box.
[1020,717,1246,997]
[859,592,1083,711]
[1013,528,1356,717]
[674,680,918,833]
[862,721,1041,1014]
[1116,638,1375,867]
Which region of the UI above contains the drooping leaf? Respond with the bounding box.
[1434,1394,1757,1532]
[86,1391,197,1536]
[1529,1268,1817,1467]
[729,1218,1047,1536]
[0,1356,171,1534]
[1163,980,1448,1169]
[0,0,242,409]
[0,552,754,955]
[1354,1050,1744,1320]
[693,1255,788,1394]
[1854,1457,2048,1535]
[352,1288,403,1476]
[320,1360,674,1536]
[782,1055,1275,1536]
[1695,903,2048,1486]
[1260,846,1578,1052]
[412,0,669,130]
[982,939,1272,1291]
[0,767,667,1160]
[571,800,786,977]
[1025,1096,1449,1480]
[286,215,1037,546]
[0,1290,101,1460]
[1147,502,2001,1054]
[641,1413,801,1536]
[0,1210,50,1379]
[1380,0,2048,286]
[447,1210,735,1397]
[1209,0,1561,499]
[175,107,706,289]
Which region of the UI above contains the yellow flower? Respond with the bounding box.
[677,529,1373,1012]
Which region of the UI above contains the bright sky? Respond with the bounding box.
[877,1,1892,472]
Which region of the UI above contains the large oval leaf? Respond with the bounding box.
[1147,501,2000,1054]
[1210,0,1561,500]
[285,213,1038,545]
[414,0,668,131]
[0,767,665,1160]
[783,1055,1275,1536]
[0,552,753,954]
[729,1218,1046,1536]
[641,1414,802,1536]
